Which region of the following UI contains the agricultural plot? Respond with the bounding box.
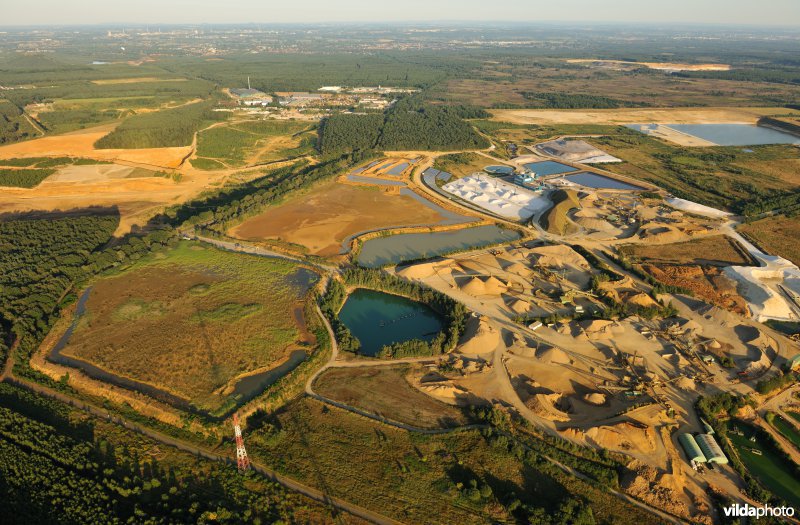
[194,119,314,169]
[57,241,318,412]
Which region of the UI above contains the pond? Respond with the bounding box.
[563,172,646,191]
[338,288,444,356]
[728,420,800,508]
[357,224,521,267]
[523,160,577,176]
[484,165,515,175]
[628,123,800,146]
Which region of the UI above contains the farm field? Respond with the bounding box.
[739,215,800,266]
[229,179,449,256]
[770,413,800,451]
[57,241,318,412]
[246,397,662,525]
[313,365,470,428]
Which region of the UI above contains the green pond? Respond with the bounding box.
[728,420,800,508]
[338,288,444,357]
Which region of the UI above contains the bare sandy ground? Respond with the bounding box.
[0,123,191,169]
[491,107,799,126]
[567,59,731,71]
[230,180,448,256]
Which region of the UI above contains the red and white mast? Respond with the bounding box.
[232,413,250,471]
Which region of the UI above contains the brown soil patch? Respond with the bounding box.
[0,123,191,169]
[622,235,755,267]
[643,264,749,316]
[491,107,797,126]
[229,180,447,256]
[313,365,469,428]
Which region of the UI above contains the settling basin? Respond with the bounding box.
[338,288,445,356]
[563,172,646,191]
[356,225,521,267]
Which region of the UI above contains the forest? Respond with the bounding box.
[319,98,488,154]
[0,168,55,188]
[0,99,38,145]
[94,100,223,149]
[520,92,650,109]
[0,383,326,524]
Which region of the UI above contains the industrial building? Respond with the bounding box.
[678,433,707,464]
[513,172,535,185]
[696,433,728,464]
[231,87,273,107]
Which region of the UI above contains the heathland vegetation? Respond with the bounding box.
[59,241,317,412]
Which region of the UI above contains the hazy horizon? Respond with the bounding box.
[2,0,799,27]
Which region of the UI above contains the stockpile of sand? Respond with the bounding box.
[638,225,687,244]
[526,393,572,421]
[675,376,696,391]
[508,299,531,314]
[529,244,590,270]
[397,262,437,279]
[459,277,486,296]
[574,421,657,454]
[579,319,624,340]
[484,276,509,295]
[536,346,571,365]
[624,292,659,308]
[457,314,501,355]
[503,261,532,277]
[575,216,618,233]
[421,383,466,403]
[583,392,607,405]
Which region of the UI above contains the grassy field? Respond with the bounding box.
[246,397,664,525]
[769,413,800,451]
[313,365,470,428]
[728,420,800,508]
[620,235,754,267]
[739,214,800,266]
[433,152,495,178]
[60,241,318,412]
[195,119,314,169]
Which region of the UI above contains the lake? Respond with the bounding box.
[338,288,444,356]
[523,160,577,176]
[357,225,521,267]
[563,172,646,191]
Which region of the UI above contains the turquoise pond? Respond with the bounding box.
[338,289,444,356]
[357,225,521,267]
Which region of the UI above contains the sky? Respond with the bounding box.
[1,0,798,27]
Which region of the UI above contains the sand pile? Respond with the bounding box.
[675,376,696,391]
[483,276,509,295]
[579,421,657,454]
[583,392,607,405]
[529,244,590,269]
[624,292,659,308]
[422,383,466,402]
[575,216,617,233]
[457,314,501,355]
[397,262,437,279]
[536,346,571,365]
[638,225,687,244]
[459,277,486,296]
[526,393,572,421]
[744,348,771,375]
[579,319,623,340]
[508,299,531,314]
[457,259,488,274]
[504,262,532,277]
